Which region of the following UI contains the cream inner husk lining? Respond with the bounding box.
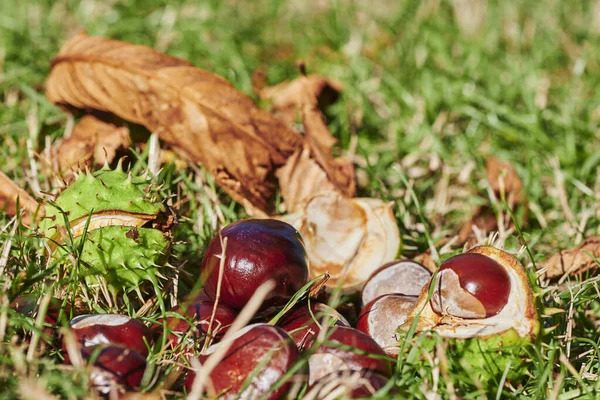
[434,266,534,338]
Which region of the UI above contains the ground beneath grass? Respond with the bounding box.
[1,0,600,398]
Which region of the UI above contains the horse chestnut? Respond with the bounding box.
[307,370,390,399]
[305,326,392,384]
[185,324,300,399]
[277,302,349,350]
[65,314,151,360]
[431,253,510,318]
[152,295,237,349]
[84,345,146,394]
[201,219,309,310]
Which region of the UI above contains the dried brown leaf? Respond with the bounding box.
[0,172,42,225]
[485,156,523,207]
[302,104,356,197]
[46,33,302,214]
[458,205,497,244]
[260,74,343,128]
[55,115,131,182]
[540,236,600,279]
[459,157,526,244]
[276,147,337,212]
[268,73,355,212]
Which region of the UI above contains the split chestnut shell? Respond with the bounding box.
[40,165,171,296]
[282,192,400,292]
[399,245,540,386]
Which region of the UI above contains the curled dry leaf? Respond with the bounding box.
[459,157,526,244]
[281,192,399,292]
[54,115,131,183]
[275,147,337,213]
[46,33,301,214]
[0,171,42,225]
[485,156,523,207]
[266,72,354,212]
[260,74,343,127]
[540,236,600,279]
[458,205,497,245]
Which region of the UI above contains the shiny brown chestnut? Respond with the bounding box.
[152,295,237,349]
[306,370,390,399]
[83,345,147,395]
[361,260,431,306]
[356,294,417,357]
[185,324,300,399]
[305,326,392,384]
[11,295,67,344]
[278,302,349,350]
[431,253,511,318]
[201,219,309,310]
[65,314,152,361]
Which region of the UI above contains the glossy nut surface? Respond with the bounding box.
[434,253,510,318]
[185,324,300,399]
[277,302,349,350]
[305,326,392,385]
[84,345,147,394]
[152,295,237,349]
[65,314,152,360]
[201,219,309,310]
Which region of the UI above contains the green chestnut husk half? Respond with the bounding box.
[40,163,171,298]
[399,245,540,389]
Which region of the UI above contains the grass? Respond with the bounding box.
[1,0,600,398]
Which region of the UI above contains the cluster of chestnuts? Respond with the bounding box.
[16,218,528,398]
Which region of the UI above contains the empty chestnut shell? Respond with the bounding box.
[356,294,417,357]
[305,326,392,384]
[185,324,300,399]
[65,314,152,361]
[277,302,349,350]
[201,219,309,310]
[361,260,431,306]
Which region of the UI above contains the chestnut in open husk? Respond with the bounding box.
[201,219,309,310]
[185,323,301,399]
[399,246,540,386]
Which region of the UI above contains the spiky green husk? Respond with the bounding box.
[41,165,163,237]
[42,166,171,298]
[53,226,170,293]
[448,326,539,387]
[397,324,540,389]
